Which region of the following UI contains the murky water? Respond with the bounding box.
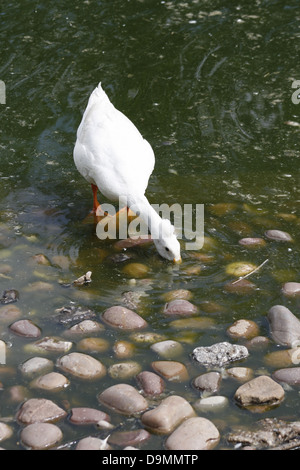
[0,0,299,450]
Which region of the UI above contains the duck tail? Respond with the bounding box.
[87,82,110,107]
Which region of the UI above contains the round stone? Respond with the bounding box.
[9,319,41,338]
[108,361,142,380]
[136,371,165,396]
[122,263,149,278]
[165,417,220,450]
[265,230,293,242]
[163,299,198,316]
[141,395,195,434]
[113,340,135,359]
[192,372,221,393]
[150,340,184,359]
[0,305,22,324]
[19,357,54,378]
[225,261,257,277]
[21,423,63,450]
[69,407,110,425]
[0,422,13,442]
[272,367,300,386]
[227,319,259,340]
[151,361,189,382]
[98,384,148,415]
[102,306,147,330]
[238,237,266,248]
[76,436,111,450]
[234,375,285,407]
[194,396,228,413]
[30,372,69,391]
[56,352,106,380]
[282,282,300,297]
[16,398,67,424]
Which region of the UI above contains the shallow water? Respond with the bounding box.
[0,0,300,450]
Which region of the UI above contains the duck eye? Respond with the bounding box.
[165,247,170,252]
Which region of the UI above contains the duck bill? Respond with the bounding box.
[173,257,182,264]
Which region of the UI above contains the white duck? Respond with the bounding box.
[74,83,181,262]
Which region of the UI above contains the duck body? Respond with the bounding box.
[74,83,181,262]
[74,83,154,202]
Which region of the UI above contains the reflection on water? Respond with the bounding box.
[0,0,299,450]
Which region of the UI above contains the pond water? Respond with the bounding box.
[0,0,299,450]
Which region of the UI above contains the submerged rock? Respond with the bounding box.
[0,289,19,304]
[102,306,147,330]
[98,384,148,415]
[20,422,63,450]
[192,371,222,394]
[141,395,195,434]
[192,342,249,367]
[234,375,284,408]
[268,305,300,347]
[56,352,106,380]
[16,398,67,424]
[53,305,96,326]
[165,416,220,450]
[265,230,293,242]
[227,418,300,450]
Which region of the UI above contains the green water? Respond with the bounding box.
[0,0,299,450]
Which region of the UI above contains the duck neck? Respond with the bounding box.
[126,194,162,239]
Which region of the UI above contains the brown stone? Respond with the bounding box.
[165,417,220,450]
[16,398,67,424]
[98,384,148,415]
[151,361,189,382]
[102,306,147,330]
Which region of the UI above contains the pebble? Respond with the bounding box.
[151,361,189,382]
[246,336,270,350]
[227,319,260,340]
[102,305,148,330]
[56,352,106,380]
[98,384,148,415]
[3,385,29,404]
[64,320,104,337]
[76,436,111,450]
[141,395,195,434]
[9,319,41,338]
[19,357,54,378]
[265,230,293,242]
[0,423,13,442]
[25,337,73,354]
[192,372,221,394]
[165,416,220,450]
[162,289,193,302]
[224,279,257,294]
[163,299,198,316]
[225,261,257,277]
[238,237,266,248]
[130,332,166,343]
[268,305,300,347]
[77,337,110,353]
[108,429,151,448]
[226,367,254,382]
[192,342,249,367]
[194,396,229,412]
[54,305,96,326]
[282,282,300,297]
[264,348,300,368]
[113,340,135,358]
[16,398,67,424]
[30,372,70,392]
[169,316,215,330]
[114,236,152,250]
[150,340,183,359]
[234,375,285,408]
[136,371,165,396]
[69,407,110,425]
[20,423,63,450]
[108,361,142,380]
[122,262,149,278]
[0,305,22,324]
[0,289,19,304]
[272,367,300,386]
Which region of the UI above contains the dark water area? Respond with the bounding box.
[0,0,299,450]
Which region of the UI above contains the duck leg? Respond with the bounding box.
[91,184,100,213]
